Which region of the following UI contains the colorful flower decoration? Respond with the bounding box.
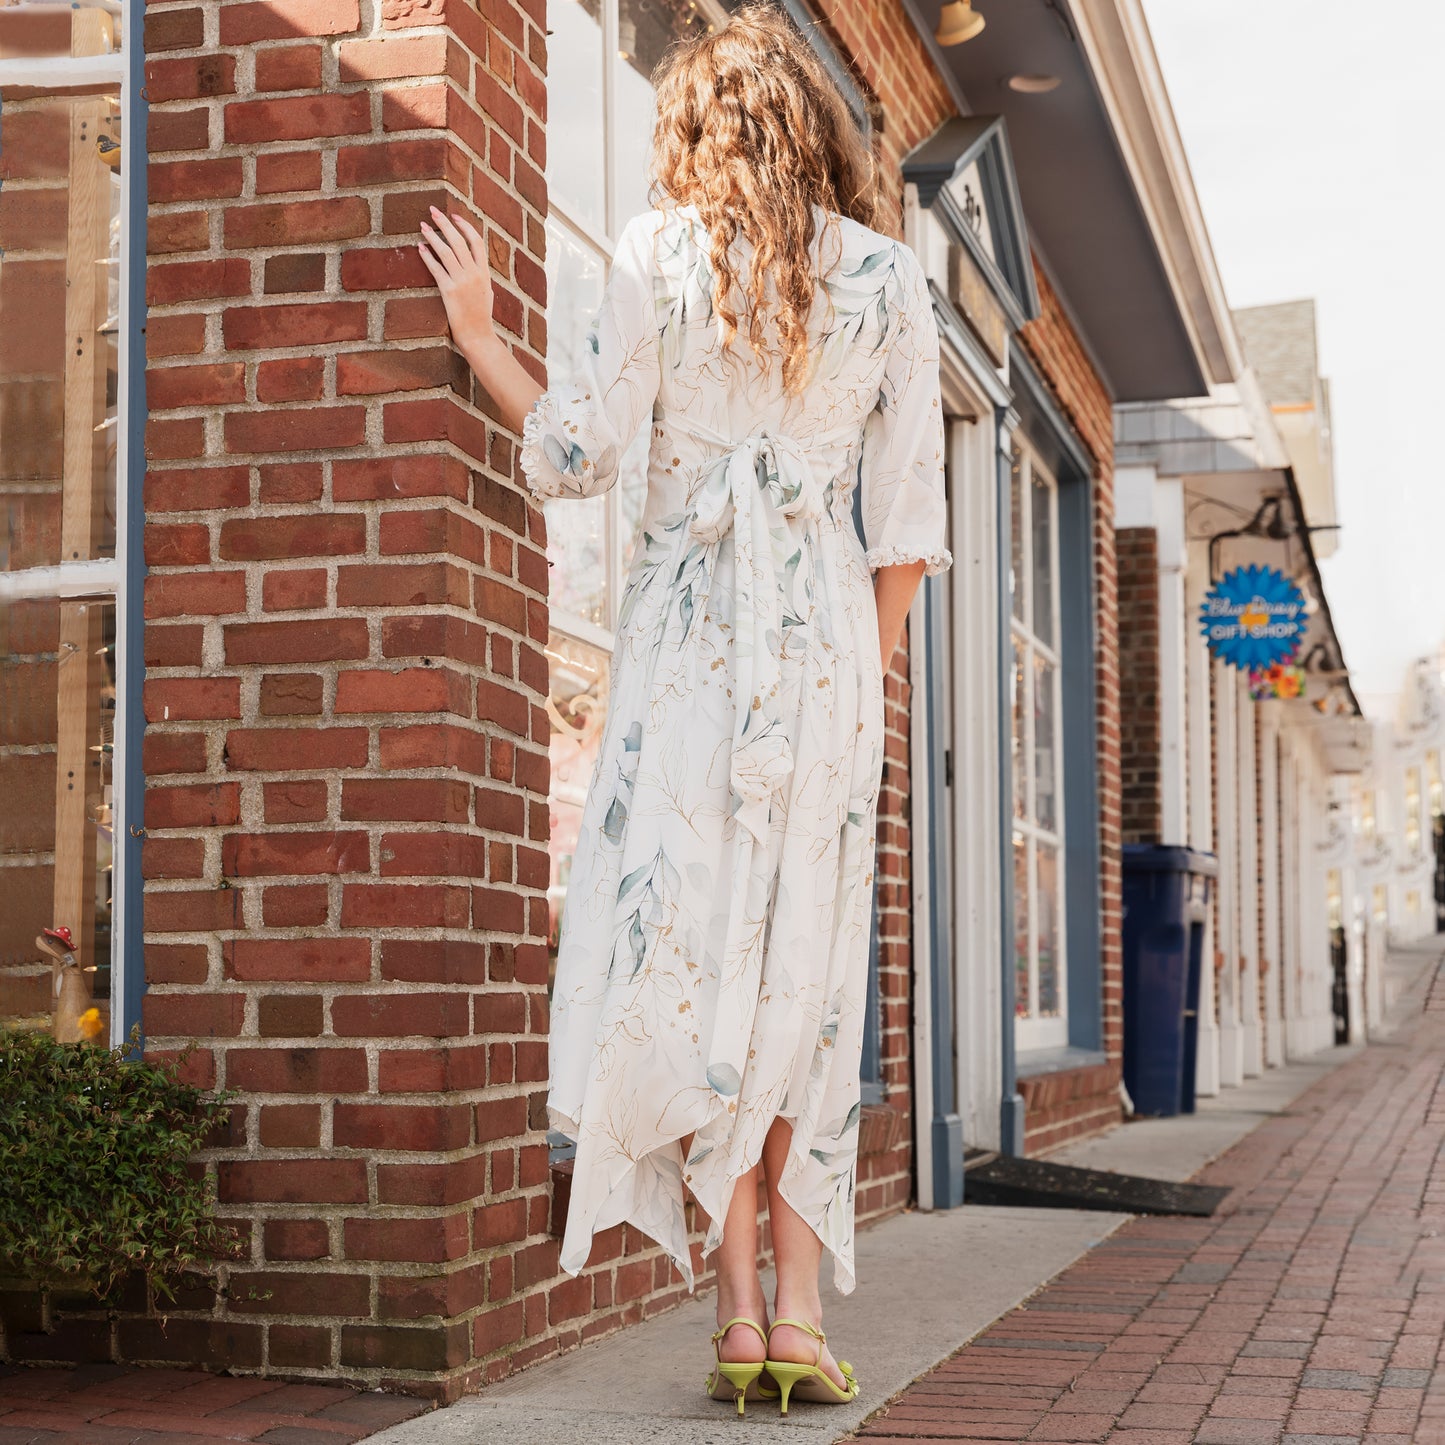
[1199,565,1307,672]
[1248,658,1306,702]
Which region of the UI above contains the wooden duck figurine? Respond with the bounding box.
[37,927,100,1042]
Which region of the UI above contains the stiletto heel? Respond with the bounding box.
[764,1317,859,1415]
[704,1317,772,1417]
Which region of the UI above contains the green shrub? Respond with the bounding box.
[0,1027,244,1304]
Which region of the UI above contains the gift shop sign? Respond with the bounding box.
[1199,565,1307,672]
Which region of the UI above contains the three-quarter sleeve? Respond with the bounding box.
[518,211,662,502]
[858,243,953,576]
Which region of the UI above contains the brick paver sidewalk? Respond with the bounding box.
[859,947,1445,1445]
[0,1366,429,1443]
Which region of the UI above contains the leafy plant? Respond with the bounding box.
[0,1026,244,1304]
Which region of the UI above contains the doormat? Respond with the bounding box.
[963,1151,1229,1216]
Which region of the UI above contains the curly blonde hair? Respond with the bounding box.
[649,3,884,396]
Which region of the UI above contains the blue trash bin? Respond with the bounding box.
[1121,846,1218,1117]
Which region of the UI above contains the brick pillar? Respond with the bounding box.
[138,0,547,1398]
[1117,526,1162,844]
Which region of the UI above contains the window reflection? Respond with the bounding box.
[1009,441,1024,621]
[0,598,115,1039]
[1010,439,1066,1045]
[0,2,125,1044]
[1036,844,1060,1017]
[1014,839,1030,1018]
[0,81,123,570]
[543,631,611,986]
[544,0,606,231]
[1030,471,1053,647]
[540,218,609,627]
[1034,654,1057,834]
[1011,639,1026,821]
[612,0,716,225]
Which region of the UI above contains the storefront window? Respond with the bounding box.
[1009,438,1067,1050]
[1405,767,1423,856]
[0,4,132,1045]
[1356,786,1377,842]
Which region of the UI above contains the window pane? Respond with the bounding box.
[1009,441,1025,622]
[541,218,608,626]
[1031,469,1054,647]
[544,630,611,991]
[0,596,115,1039]
[1033,654,1058,834]
[1013,836,1030,1017]
[545,0,606,231]
[1,25,124,570]
[613,0,715,226]
[0,3,122,60]
[1036,843,1062,1017]
[1010,634,1026,820]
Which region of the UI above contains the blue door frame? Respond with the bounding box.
[921,573,965,1205]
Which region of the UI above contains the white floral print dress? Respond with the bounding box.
[519,200,952,1294]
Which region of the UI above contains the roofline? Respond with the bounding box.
[1281,465,1363,718]
[1063,0,1244,388]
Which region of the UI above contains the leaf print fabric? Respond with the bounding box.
[520,200,952,1296]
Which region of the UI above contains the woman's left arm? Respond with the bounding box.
[874,559,927,677]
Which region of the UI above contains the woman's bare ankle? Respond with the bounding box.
[772,1291,822,1330]
[715,1273,767,1323]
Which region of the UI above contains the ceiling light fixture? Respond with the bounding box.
[1007,73,1061,93]
[936,0,985,46]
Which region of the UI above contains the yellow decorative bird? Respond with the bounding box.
[97,134,121,170]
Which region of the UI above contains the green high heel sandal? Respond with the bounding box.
[764,1317,860,1416]
[704,1316,775,1417]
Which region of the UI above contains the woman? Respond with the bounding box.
[418,4,951,1416]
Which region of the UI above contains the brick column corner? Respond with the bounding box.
[133,0,547,1399]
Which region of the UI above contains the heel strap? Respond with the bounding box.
[766,1316,826,1368]
[711,1316,769,1348]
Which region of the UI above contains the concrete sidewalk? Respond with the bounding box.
[370,983,1405,1443]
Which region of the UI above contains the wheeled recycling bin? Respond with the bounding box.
[1121,845,1218,1117]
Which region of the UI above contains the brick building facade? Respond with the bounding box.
[0,0,1213,1400]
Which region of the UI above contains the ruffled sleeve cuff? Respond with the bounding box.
[865,542,954,577]
[518,391,576,502]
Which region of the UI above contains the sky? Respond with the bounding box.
[1140,0,1445,713]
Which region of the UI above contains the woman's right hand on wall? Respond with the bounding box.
[418,205,497,357]
[417,205,543,436]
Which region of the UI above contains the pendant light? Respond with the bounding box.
[936,0,985,45]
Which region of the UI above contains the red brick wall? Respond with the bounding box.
[1017,265,1124,1154]
[1118,527,1162,844]
[136,0,548,1400]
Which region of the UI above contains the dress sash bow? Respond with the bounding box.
[683,428,826,847]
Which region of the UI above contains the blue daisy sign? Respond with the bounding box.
[1199,565,1307,672]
